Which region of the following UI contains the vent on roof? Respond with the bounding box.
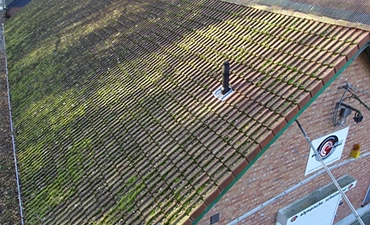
[213,61,234,101]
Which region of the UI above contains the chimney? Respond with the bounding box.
[213,61,234,101]
[221,61,230,95]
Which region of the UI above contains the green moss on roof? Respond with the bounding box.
[5,0,369,224]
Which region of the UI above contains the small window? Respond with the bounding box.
[210,213,220,224]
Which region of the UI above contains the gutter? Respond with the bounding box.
[192,40,370,224]
[2,22,25,225]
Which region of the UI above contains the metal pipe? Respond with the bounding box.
[296,119,365,225]
[2,22,25,225]
[221,61,230,95]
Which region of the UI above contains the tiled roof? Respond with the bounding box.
[226,0,370,26]
[5,0,370,224]
[0,21,21,224]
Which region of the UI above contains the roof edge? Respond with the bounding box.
[222,0,370,31]
[191,40,370,225]
[7,0,31,8]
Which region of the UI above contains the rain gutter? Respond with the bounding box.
[192,41,370,225]
[2,23,25,225]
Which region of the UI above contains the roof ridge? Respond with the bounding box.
[223,0,370,31]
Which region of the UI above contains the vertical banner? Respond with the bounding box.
[304,127,349,176]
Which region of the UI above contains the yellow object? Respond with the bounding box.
[350,144,361,158]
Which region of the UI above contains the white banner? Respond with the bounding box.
[277,176,356,225]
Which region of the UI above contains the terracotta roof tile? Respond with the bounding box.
[5,0,370,224]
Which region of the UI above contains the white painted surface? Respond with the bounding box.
[277,178,356,225]
[305,127,349,175]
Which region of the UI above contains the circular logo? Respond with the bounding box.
[316,135,339,160]
[291,215,298,222]
[348,183,354,190]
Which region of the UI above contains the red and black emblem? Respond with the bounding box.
[290,215,298,222]
[316,135,339,160]
[348,183,354,190]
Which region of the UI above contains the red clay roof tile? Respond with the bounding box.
[6,0,370,224]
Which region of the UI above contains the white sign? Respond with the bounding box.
[304,127,349,176]
[285,194,341,225]
[284,181,356,225]
[277,176,356,225]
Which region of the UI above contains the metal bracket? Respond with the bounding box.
[213,85,234,101]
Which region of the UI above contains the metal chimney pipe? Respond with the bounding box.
[222,61,230,95]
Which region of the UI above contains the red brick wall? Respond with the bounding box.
[198,52,370,225]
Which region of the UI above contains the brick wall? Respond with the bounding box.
[198,52,370,225]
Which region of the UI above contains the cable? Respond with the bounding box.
[332,83,350,126]
[349,84,370,96]
[333,82,370,126]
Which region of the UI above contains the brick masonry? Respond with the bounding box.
[198,52,370,225]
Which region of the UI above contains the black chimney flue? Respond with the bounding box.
[222,61,230,95]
